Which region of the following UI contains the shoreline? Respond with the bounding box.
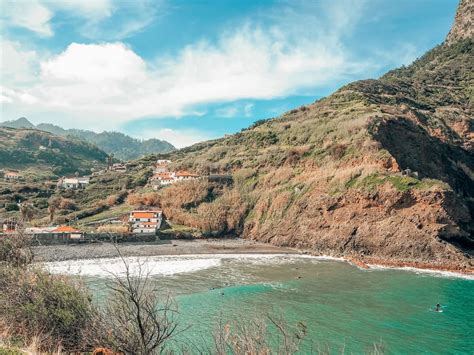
[344,256,474,278]
[32,239,473,279]
[32,238,299,262]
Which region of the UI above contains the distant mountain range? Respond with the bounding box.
[0,118,175,160]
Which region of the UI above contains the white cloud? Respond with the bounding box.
[1,0,415,133]
[216,105,239,118]
[50,0,112,19]
[40,42,146,83]
[0,40,38,85]
[243,103,254,117]
[0,0,154,39]
[1,0,53,36]
[215,103,254,118]
[1,22,363,126]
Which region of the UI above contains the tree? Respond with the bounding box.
[93,246,181,354]
[0,219,33,267]
[48,196,61,223]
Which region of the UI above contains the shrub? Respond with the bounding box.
[0,267,95,352]
[5,203,19,211]
[59,198,77,210]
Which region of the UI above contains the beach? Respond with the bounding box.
[32,238,299,262]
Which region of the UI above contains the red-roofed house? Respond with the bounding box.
[4,171,21,181]
[175,171,199,181]
[129,210,162,234]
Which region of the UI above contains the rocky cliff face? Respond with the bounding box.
[163,0,473,269]
[446,0,473,45]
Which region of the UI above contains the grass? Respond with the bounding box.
[346,173,449,192]
[160,224,198,235]
[0,347,23,355]
[77,203,132,225]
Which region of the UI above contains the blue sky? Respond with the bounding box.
[0,0,458,147]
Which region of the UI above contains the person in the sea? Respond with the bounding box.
[435,303,441,312]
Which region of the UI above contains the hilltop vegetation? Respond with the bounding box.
[0,127,107,177]
[1,118,176,160]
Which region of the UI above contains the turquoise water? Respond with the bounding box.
[48,255,474,354]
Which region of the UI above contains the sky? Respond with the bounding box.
[0,0,458,148]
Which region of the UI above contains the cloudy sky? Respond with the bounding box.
[0,0,458,147]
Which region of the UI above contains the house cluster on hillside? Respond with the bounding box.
[149,160,199,189]
[57,176,90,189]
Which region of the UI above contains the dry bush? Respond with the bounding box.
[127,192,142,206]
[91,249,181,354]
[97,224,129,234]
[329,143,348,160]
[59,198,77,210]
[262,167,294,188]
[197,189,247,234]
[160,179,210,210]
[106,194,119,207]
[285,145,310,165]
[127,192,161,207]
[0,267,94,352]
[267,191,292,218]
[0,222,33,267]
[211,314,307,355]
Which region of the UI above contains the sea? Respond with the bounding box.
[44,254,474,354]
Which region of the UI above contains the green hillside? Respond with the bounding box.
[1,119,176,160]
[0,127,108,177]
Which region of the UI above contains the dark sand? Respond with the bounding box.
[33,238,300,262]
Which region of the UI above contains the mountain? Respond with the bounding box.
[163,0,473,268]
[0,127,108,177]
[1,119,176,160]
[1,117,35,129]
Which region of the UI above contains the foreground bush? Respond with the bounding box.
[0,267,95,352]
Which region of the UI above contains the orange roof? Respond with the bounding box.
[131,211,162,218]
[175,171,199,177]
[152,172,172,178]
[5,171,20,176]
[53,225,81,233]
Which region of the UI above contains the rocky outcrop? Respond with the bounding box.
[446,0,473,45]
[245,186,472,268]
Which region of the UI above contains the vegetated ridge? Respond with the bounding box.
[0,126,108,177]
[164,0,473,269]
[0,118,176,160]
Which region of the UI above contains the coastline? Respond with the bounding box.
[344,256,474,278]
[32,238,299,262]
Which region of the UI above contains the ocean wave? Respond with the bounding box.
[367,264,474,280]
[42,253,326,277]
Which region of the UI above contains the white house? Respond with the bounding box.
[4,171,21,181]
[129,210,162,234]
[111,163,127,173]
[154,159,171,173]
[58,177,90,189]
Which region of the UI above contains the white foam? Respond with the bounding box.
[42,253,323,278]
[367,264,474,280]
[45,256,222,277]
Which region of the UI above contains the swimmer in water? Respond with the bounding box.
[435,303,441,312]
